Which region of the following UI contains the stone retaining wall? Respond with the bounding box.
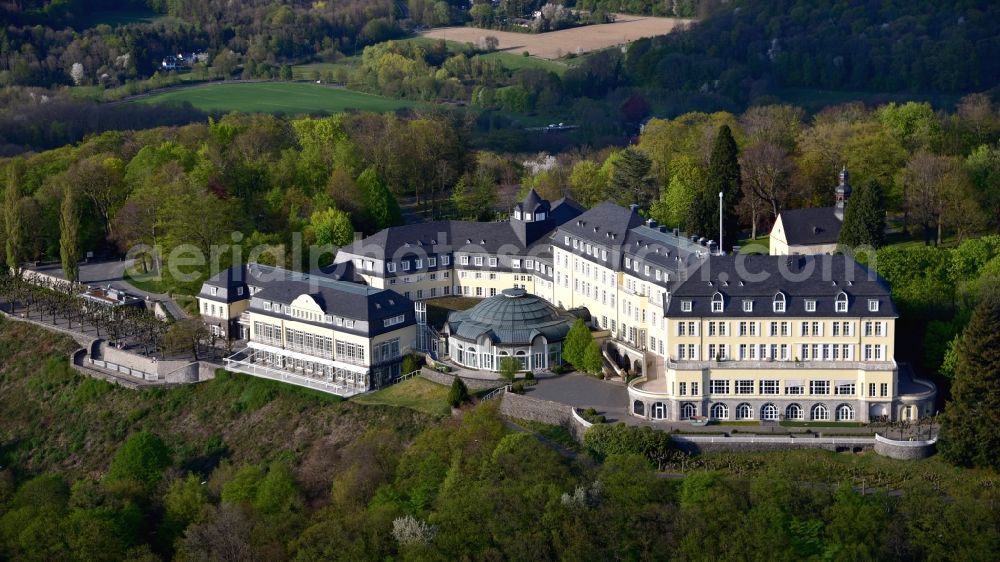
[419,368,505,391]
[873,434,936,460]
[499,392,594,442]
[670,436,874,455]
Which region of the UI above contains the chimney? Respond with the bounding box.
[698,237,707,246]
[673,227,680,237]
[629,203,639,213]
[646,218,657,228]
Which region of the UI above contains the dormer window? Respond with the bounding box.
[414,259,422,269]
[742,300,754,312]
[514,209,522,220]
[236,287,243,296]
[489,257,497,267]
[711,293,724,313]
[210,286,218,296]
[535,212,545,221]
[773,293,785,312]
[387,262,396,273]
[428,257,436,267]
[836,292,849,313]
[512,258,521,268]
[868,299,879,312]
[805,300,816,312]
[402,261,411,271]
[474,256,483,266]
[681,300,693,312]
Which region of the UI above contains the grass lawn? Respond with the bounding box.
[425,296,480,329]
[135,82,416,115]
[737,236,770,254]
[352,376,452,417]
[124,265,206,297]
[475,52,569,75]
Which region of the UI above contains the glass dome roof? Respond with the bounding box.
[466,288,562,327]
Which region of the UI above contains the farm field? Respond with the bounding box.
[420,14,691,59]
[134,82,416,114]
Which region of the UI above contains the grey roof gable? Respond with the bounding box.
[779,207,843,245]
[667,255,896,318]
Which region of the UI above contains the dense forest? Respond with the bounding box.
[0,318,997,561]
[626,0,1000,103]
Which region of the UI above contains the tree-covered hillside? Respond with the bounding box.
[1,317,998,560]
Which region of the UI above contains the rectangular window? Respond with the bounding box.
[780,322,789,336]
[810,380,830,395]
[773,300,785,312]
[880,383,888,397]
[712,300,723,313]
[770,322,778,337]
[526,260,534,269]
[459,255,469,265]
[735,380,754,394]
[474,256,483,266]
[836,300,848,312]
[869,383,876,397]
[429,257,437,267]
[488,257,497,267]
[211,286,218,296]
[835,382,856,395]
[760,380,779,394]
[739,321,747,336]
[442,256,450,266]
[743,300,754,312]
[805,300,816,312]
[681,300,692,312]
[811,321,820,336]
[709,380,730,394]
[387,262,396,273]
[869,299,880,312]
[402,261,411,271]
[691,382,699,395]
[832,323,840,337]
[800,322,809,337]
[785,382,804,395]
[679,382,687,396]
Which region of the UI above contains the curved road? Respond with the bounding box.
[66,259,189,320]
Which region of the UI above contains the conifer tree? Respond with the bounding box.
[448,376,469,408]
[609,147,656,208]
[938,284,1000,470]
[582,340,604,376]
[691,125,742,249]
[562,318,592,368]
[4,159,25,273]
[59,185,80,283]
[357,167,402,231]
[838,179,886,249]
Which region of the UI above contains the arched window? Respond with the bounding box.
[633,400,645,416]
[761,403,779,421]
[773,292,786,313]
[836,404,854,421]
[651,402,667,420]
[836,292,849,313]
[811,403,830,421]
[682,403,697,420]
[786,403,803,420]
[712,292,724,313]
[736,403,753,420]
[710,403,729,420]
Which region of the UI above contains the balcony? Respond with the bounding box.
[665,359,896,371]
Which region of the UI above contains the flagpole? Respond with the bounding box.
[718,191,723,255]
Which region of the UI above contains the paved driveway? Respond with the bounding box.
[524,372,631,422]
[32,259,188,319]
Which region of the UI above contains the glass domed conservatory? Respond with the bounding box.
[443,288,580,372]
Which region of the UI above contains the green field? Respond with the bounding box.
[352,376,452,417]
[135,82,416,114]
[476,51,569,75]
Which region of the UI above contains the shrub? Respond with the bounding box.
[448,377,469,408]
[499,357,519,382]
[583,423,672,468]
[511,382,525,394]
[401,353,423,375]
[106,431,171,492]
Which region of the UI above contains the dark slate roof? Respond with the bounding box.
[666,254,896,318]
[778,207,843,245]
[515,189,549,214]
[200,264,414,335]
[339,195,583,269]
[445,288,576,345]
[556,202,645,247]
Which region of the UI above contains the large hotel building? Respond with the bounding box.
[202,190,935,420]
